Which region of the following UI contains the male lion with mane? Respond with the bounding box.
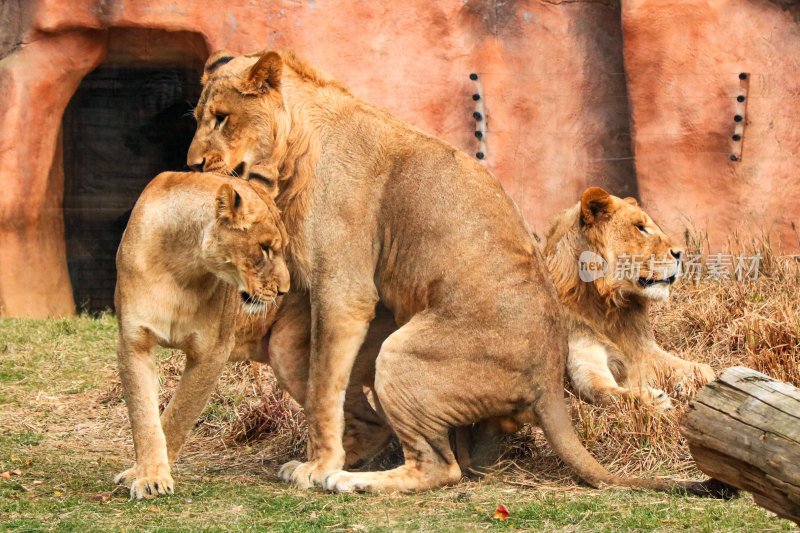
[545,187,715,408]
[186,49,722,495]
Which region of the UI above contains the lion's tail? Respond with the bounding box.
[534,392,736,498]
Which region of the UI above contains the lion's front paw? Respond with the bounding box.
[674,364,716,396]
[278,459,339,489]
[629,386,673,410]
[115,463,174,499]
[323,470,366,493]
[695,363,715,384]
[647,388,673,410]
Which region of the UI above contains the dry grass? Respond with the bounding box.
[2,238,797,531]
[92,238,799,488]
[503,235,800,485]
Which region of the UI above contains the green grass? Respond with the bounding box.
[0,316,795,532]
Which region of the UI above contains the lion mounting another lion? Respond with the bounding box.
[235,186,718,475]
[181,48,726,496]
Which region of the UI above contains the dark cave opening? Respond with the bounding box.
[62,63,202,312]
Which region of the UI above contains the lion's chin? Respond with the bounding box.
[240,291,273,314]
[639,283,670,301]
[240,300,270,315]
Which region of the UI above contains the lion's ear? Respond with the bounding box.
[203,50,235,84]
[247,165,279,200]
[215,183,243,224]
[242,51,282,94]
[623,197,639,207]
[580,187,613,225]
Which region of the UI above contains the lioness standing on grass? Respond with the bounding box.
[185,49,718,495]
[114,171,289,499]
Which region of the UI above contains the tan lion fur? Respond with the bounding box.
[544,188,715,408]
[185,50,722,496]
[114,171,289,499]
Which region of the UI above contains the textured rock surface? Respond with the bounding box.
[2,0,799,316]
[0,0,632,316]
[622,0,800,249]
[0,30,106,317]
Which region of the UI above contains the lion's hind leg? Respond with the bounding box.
[567,335,671,409]
[324,392,460,494]
[114,326,175,499]
[324,317,464,493]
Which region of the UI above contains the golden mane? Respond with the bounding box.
[273,118,319,286]
[543,204,631,319]
[278,49,351,93]
[542,191,715,410]
[201,49,404,287]
[259,50,356,286]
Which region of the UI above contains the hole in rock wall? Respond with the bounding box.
[62,30,206,312]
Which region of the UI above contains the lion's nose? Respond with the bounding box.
[187,158,205,172]
[276,260,290,296]
[670,249,684,262]
[277,280,290,296]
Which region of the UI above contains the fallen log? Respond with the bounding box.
[681,366,800,524]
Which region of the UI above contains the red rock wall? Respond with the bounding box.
[622,0,800,248]
[0,0,632,317]
[1,0,798,317]
[0,30,107,318]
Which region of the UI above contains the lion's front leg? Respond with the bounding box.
[567,335,672,409]
[646,344,715,392]
[159,345,232,465]
[269,292,393,470]
[115,327,174,499]
[278,290,377,489]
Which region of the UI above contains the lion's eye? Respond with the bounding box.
[636,224,649,234]
[261,244,273,260]
[214,114,228,129]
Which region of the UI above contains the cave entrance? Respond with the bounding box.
[62,29,207,312]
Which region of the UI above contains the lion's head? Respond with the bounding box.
[545,187,685,307]
[187,50,291,179]
[187,49,347,287]
[204,179,290,314]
